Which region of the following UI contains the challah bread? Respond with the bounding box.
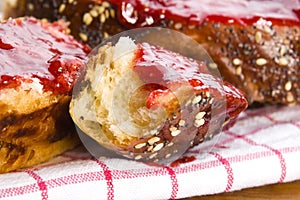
[70,37,248,163]
[0,17,90,173]
[5,0,300,105]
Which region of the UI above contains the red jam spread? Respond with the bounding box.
[110,0,300,27]
[0,17,91,94]
[133,42,248,116]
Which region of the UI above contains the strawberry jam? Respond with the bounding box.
[133,42,248,117]
[0,17,91,94]
[110,0,300,27]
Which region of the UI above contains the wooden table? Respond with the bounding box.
[185,180,300,199]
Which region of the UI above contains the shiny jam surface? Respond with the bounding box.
[133,42,223,109]
[0,17,90,94]
[110,0,300,27]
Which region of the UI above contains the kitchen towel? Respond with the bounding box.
[0,104,300,200]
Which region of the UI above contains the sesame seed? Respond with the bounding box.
[100,13,106,23]
[134,155,142,160]
[171,129,181,137]
[97,6,105,14]
[134,143,146,149]
[65,28,71,34]
[233,58,242,66]
[149,152,158,159]
[79,33,88,42]
[167,142,174,147]
[90,9,99,17]
[110,9,115,18]
[102,1,110,8]
[153,159,159,162]
[103,32,109,39]
[153,143,164,152]
[278,57,289,66]
[174,22,182,30]
[206,91,210,98]
[255,31,262,43]
[287,92,294,102]
[279,46,287,56]
[208,63,218,69]
[147,145,154,152]
[284,81,292,91]
[27,3,34,11]
[178,120,186,127]
[169,126,177,132]
[58,4,66,13]
[236,66,242,75]
[148,137,160,145]
[195,111,206,120]
[192,95,202,104]
[165,153,171,158]
[68,0,74,3]
[256,58,267,66]
[83,13,93,26]
[194,118,205,128]
[105,9,110,18]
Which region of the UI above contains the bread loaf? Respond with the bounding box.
[0,17,90,173]
[69,37,248,163]
[5,0,300,106]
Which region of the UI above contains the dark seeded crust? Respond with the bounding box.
[6,0,300,105]
[4,0,125,47]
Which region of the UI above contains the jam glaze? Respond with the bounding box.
[110,0,300,27]
[134,42,247,118]
[0,17,91,94]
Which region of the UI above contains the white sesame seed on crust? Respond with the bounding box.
[236,66,242,75]
[147,145,154,152]
[100,13,106,23]
[174,22,182,30]
[167,142,174,147]
[171,129,181,137]
[110,9,115,18]
[194,118,205,128]
[192,95,202,105]
[134,155,142,160]
[134,143,147,149]
[148,137,160,145]
[58,4,66,13]
[149,152,158,159]
[169,126,177,132]
[79,33,88,42]
[255,31,262,43]
[178,120,186,127]
[256,58,267,66]
[90,9,99,18]
[208,63,218,69]
[165,153,171,158]
[279,46,287,56]
[233,58,242,66]
[83,13,93,26]
[153,143,164,152]
[68,0,74,4]
[195,111,206,120]
[102,1,110,8]
[278,57,289,66]
[284,81,292,91]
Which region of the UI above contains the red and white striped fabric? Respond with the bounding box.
[1,105,300,200]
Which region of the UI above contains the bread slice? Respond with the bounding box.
[70,37,248,163]
[0,17,90,173]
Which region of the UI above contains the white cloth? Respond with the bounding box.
[1,105,300,200]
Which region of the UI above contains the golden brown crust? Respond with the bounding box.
[0,87,80,173]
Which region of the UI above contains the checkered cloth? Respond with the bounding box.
[1,105,300,200]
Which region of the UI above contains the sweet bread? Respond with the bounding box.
[0,17,90,173]
[69,37,248,163]
[5,0,300,106]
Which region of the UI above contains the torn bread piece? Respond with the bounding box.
[70,37,248,163]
